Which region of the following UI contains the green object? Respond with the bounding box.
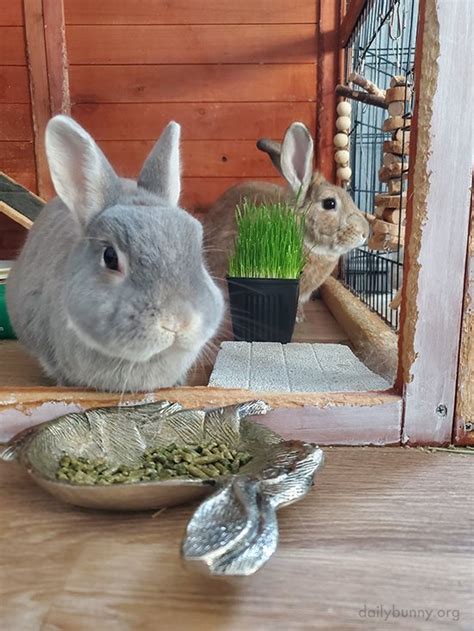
[55,441,253,485]
[0,283,15,339]
[228,198,306,279]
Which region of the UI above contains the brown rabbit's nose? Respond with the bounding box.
[351,211,370,235]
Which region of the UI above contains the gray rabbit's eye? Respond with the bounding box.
[103,246,119,271]
[322,198,337,210]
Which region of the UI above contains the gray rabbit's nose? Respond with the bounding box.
[160,320,180,334]
[159,314,188,334]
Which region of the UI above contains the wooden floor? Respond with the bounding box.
[0,447,472,630]
[0,298,349,388]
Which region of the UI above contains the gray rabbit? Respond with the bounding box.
[7,116,224,392]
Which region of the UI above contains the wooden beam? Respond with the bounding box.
[454,176,474,445]
[340,0,368,47]
[398,0,473,445]
[335,84,388,109]
[43,0,70,115]
[23,0,53,199]
[316,0,342,181]
[0,386,402,446]
[320,277,398,384]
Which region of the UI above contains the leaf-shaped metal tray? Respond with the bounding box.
[1,400,324,575]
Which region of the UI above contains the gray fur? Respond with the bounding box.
[7,116,224,392]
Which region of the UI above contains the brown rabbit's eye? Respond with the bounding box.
[322,198,337,210]
[103,246,119,271]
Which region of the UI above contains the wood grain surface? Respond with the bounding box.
[66,25,317,65]
[69,63,316,104]
[64,0,318,25]
[0,447,472,630]
[71,102,316,141]
[0,67,30,104]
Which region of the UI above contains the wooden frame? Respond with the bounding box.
[1,0,472,447]
[23,0,70,199]
[397,0,473,445]
[454,177,474,445]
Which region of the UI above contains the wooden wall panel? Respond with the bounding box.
[181,177,283,212]
[0,3,37,258]
[64,0,317,25]
[72,103,316,141]
[67,25,317,65]
[69,64,315,104]
[0,104,33,140]
[0,67,30,103]
[0,27,27,65]
[0,0,23,25]
[66,0,318,212]
[100,140,279,179]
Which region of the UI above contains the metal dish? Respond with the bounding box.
[1,399,325,575]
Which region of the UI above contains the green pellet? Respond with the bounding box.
[55,442,252,485]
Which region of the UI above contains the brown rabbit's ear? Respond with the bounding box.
[256,138,283,173]
[280,122,314,199]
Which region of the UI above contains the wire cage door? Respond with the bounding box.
[341,0,419,329]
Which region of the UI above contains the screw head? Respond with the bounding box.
[436,404,448,417]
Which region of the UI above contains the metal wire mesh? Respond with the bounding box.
[341,0,419,329]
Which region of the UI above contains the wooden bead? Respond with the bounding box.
[334,149,350,165]
[336,116,351,131]
[390,75,407,88]
[334,133,349,148]
[385,86,412,103]
[337,166,352,180]
[336,101,351,117]
[388,102,405,117]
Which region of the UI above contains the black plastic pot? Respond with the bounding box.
[227,276,299,343]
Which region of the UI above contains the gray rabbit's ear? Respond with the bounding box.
[45,115,119,225]
[280,122,314,199]
[256,138,283,174]
[138,121,181,205]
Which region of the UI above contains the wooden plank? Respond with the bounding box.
[43,0,70,115]
[71,103,316,141]
[181,177,283,211]
[0,104,33,140]
[0,191,43,222]
[0,27,26,65]
[0,171,36,193]
[67,25,317,64]
[0,0,23,26]
[0,201,33,230]
[0,141,35,183]
[0,386,401,445]
[1,448,472,629]
[340,0,368,47]
[69,64,316,103]
[0,67,30,103]
[0,171,44,201]
[398,0,473,445]
[454,178,474,445]
[316,0,342,180]
[23,0,53,198]
[0,216,26,259]
[64,0,318,24]
[100,140,286,178]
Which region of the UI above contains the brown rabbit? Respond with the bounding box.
[204,122,369,321]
